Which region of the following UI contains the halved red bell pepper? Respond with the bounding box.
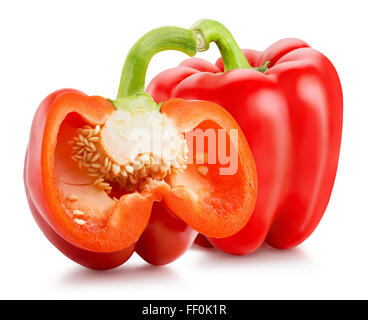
[24,23,258,269]
[148,19,343,254]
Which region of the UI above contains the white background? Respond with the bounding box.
[0,0,367,299]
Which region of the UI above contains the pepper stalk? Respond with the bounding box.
[113,19,264,111]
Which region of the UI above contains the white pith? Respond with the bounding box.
[69,110,188,194]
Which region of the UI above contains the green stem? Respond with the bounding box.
[116,27,201,101]
[114,19,260,111]
[255,61,270,73]
[191,19,252,71]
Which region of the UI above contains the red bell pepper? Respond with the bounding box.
[148,19,343,254]
[24,23,257,269]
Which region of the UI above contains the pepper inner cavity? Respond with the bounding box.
[69,110,188,194]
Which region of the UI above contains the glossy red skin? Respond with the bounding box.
[194,234,213,248]
[24,89,198,269]
[148,38,343,255]
[136,202,197,265]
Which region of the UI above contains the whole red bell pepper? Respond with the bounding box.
[24,23,258,269]
[148,19,343,255]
